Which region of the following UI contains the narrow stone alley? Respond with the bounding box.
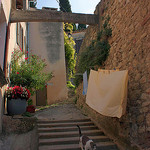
[35,103,119,150]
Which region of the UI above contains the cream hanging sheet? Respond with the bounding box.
[86,69,128,118]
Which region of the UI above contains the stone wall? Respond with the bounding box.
[1,116,38,150]
[0,128,38,150]
[76,0,150,149]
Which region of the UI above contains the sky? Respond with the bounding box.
[36,0,101,14]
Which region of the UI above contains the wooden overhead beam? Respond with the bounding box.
[10,10,99,25]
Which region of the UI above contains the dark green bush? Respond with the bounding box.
[74,16,112,87]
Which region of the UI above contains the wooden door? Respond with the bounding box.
[36,87,47,106]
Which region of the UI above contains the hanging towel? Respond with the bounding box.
[83,71,88,95]
[86,69,128,118]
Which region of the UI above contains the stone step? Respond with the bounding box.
[38,125,98,132]
[38,118,119,150]
[39,129,104,139]
[38,121,94,128]
[39,135,111,146]
[38,118,91,124]
[39,142,119,150]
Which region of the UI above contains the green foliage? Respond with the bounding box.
[64,23,76,80]
[59,0,78,32]
[74,16,112,87]
[10,48,53,95]
[72,23,77,31]
[28,99,33,106]
[29,1,37,8]
[59,0,72,12]
[22,112,33,117]
[64,23,73,33]
[78,24,87,30]
[67,81,75,89]
[74,97,78,104]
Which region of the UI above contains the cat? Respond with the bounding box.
[77,125,97,150]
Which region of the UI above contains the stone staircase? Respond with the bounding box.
[38,118,119,150]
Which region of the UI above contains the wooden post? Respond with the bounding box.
[11,0,16,10]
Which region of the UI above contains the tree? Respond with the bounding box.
[78,24,87,30]
[59,0,76,31]
[59,0,71,12]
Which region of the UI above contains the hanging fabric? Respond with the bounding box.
[86,69,128,118]
[83,71,88,95]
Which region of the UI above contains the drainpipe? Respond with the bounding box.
[26,0,29,57]
[27,22,29,57]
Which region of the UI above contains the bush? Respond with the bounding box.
[74,16,112,87]
[10,48,53,95]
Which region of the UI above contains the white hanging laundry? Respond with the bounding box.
[83,71,88,95]
[86,69,128,118]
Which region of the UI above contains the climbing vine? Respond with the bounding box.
[74,16,112,87]
[64,23,76,84]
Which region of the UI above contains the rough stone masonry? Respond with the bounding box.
[77,0,150,149]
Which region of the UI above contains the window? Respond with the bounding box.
[16,23,23,51]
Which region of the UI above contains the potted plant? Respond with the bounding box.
[5,86,31,115]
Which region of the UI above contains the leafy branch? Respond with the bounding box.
[74,16,112,87]
[10,48,53,95]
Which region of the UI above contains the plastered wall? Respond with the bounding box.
[29,22,68,105]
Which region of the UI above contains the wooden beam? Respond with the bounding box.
[10,10,99,25]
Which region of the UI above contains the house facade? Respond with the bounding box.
[29,8,68,105]
[0,0,68,126]
[0,0,29,132]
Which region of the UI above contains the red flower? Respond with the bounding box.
[6,86,31,100]
[26,88,31,99]
[17,72,19,74]
[26,105,35,113]
[25,57,28,60]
